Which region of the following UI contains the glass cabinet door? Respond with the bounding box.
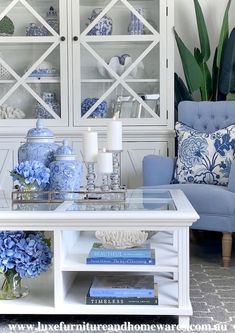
[0,0,68,126]
[72,0,167,126]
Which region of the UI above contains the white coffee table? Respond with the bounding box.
[0,188,198,328]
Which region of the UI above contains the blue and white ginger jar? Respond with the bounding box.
[49,140,83,197]
[34,92,61,119]
[18,119,59,167]
[87,8,112,36]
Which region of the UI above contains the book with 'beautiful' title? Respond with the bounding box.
[86,249,155,265]
[87,242,152,258]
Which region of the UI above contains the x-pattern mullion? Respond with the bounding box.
[0,0,58,36]
[0,42,60,119]
[20,0,59,37]
[81,0,119,37]
[80,0,159,38]
[0,0,19,21]
[81,40,159,119]
[0,57,20,81]
[121,0,159,36]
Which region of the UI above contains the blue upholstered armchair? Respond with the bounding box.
[143,101,235,267]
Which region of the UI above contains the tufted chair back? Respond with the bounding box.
[178,101,235,133]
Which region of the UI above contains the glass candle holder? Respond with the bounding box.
[108,150,122,190]
[86,162,96,191]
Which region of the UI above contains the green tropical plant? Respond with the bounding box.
[219,27,235,98]
[175,0,235,106]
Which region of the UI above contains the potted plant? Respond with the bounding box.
[174,0,235,106]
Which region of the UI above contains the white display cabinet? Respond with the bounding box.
[0,0,174,189]
[72,0,172,127]
[0,0,68,126]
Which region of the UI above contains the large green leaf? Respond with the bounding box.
[194,0,210,61]
[216,0,232,68]
[194,48,212,100]
[219,28,235,94]
[174,73,193,108]
[212,48,219,100]
[174,29,203,94]
[211,49,226,101]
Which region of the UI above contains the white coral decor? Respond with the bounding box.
[0,105,25,119]
[95,230,148,249]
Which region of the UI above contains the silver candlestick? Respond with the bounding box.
[86,162,96,191]
[101,174,110,192]
[108,150,122,190]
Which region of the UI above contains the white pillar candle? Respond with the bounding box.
[107,118,123,151]
[83,127,98,162]
[98,148,113,174]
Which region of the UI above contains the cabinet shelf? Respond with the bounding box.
[63,274,180,315]
[82,35,157,42]
[61,231,178,273]
[0,78,60,84]
[81,79,159,83]
[0,37,59,44]
[0,270,54,314]
[79,0,157,6]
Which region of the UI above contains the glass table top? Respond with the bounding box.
[0,189,176,212]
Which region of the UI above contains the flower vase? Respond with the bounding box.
[17,182,42,201]
[0,270,28,300]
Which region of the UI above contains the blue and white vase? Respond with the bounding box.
[18,119,59,167]
[34,92,61,119]
[128,8,144,35]
[87,8,112,36]
[49,140,83,199]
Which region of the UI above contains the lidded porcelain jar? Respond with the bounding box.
[45,6,59,33]
[18,119,59,167]
[87,8,112,35]
[49,140,83,195]
[34,92,61,119]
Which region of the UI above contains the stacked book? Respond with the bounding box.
[86,242,155,265]
[86,275,158,305]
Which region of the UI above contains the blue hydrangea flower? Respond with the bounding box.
[10,160,50,189]
[0,231,52,278]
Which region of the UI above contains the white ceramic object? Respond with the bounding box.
[97,55,144,78]
[95,230,148,249]
[0,105,25,119]
[0,52,11,80]
[27,60,59,77]
[0,64,11,80]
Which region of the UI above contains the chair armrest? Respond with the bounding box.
[228,160,235,193]
[142,155,176,186]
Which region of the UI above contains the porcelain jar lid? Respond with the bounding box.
[26,119,54,140]
[55,140,76,160]
[47,6,58,17]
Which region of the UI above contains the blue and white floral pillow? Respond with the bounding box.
[175,122,235,186]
